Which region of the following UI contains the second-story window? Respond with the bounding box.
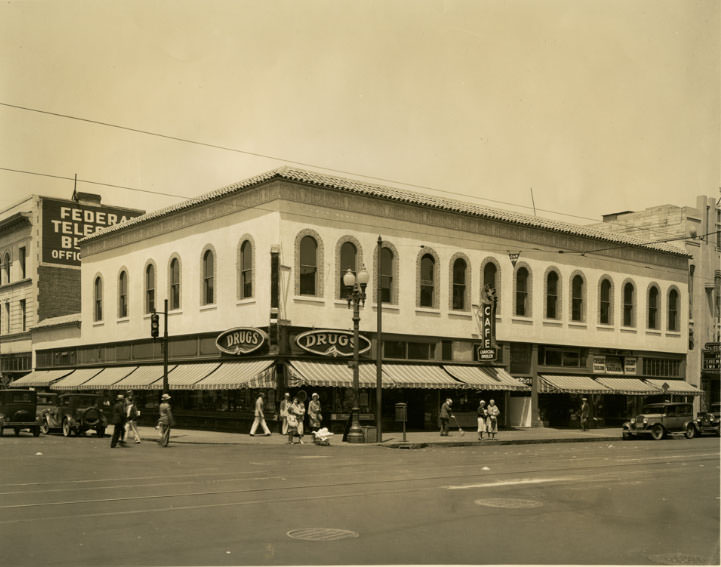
[20,299,26,332]
[118,270,128,318]
[202,249,215,305]
[515,267,529,317]
[623,282,635,327]
[546,271,559,319]
[19,247,26,279]
[668,289,679,331]
[600,278,612,324]
[299,236,318,296]
[3,252,10,284]
[452,258,467,310]
[648,286,659,329]
[169,259,180,310]
[145,264,155,314]
[483,261,500,313]
[380,247,393,303]
[339,241,357,298]
[94,276,103,322]
[571,275,584,322]
[240,241,253,299]
[420,254,435,307]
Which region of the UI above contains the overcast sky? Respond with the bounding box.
[1,0,719,225]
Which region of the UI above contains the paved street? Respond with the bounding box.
[1,431,718,566]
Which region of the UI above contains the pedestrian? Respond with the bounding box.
[249,392,272,436]
[440,398,454,436]
[287,395,305,444]
[157,393,175,447]
[580,397,591,431]
[477,399,487,440]
[308,392,322,433]
[110,393,126,448]
[125,391,141,444]
[279,392,291,435]
[486,399,500,439]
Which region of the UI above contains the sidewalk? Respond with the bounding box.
[135,425,621,448]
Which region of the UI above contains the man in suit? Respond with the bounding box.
[440,398,454,436]
[110,393,126,448]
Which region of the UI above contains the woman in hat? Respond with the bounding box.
[157,393,175,447]
[308,392,323,434]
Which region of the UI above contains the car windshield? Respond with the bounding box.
[641,406,665,414]
[711,403,720,413]
[6,392,34,403]
[69,396,99,407]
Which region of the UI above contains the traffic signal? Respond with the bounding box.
[150,312,160,338]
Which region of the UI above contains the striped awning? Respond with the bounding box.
[109,365,178,390]
[10,369,74,388]
[540,375,612,395]
[644,379,701,395]
[287,361,384,388]
[51,368,107,391]
[382,364,465,389]
[596,377,662,396]
[167,363,221,389]
[195,361,276,389]
[75,367,138,390]
[443,365,530,391]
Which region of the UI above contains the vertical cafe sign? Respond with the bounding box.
[41,199,143,265]
[473,302,496,361]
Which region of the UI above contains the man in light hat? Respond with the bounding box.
[158,393,175,447]
[249,392,272,436]
[580,397,591,431]
[110,393,126,448]
[279,392,291,435]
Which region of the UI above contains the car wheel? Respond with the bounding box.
[622,431,631,440]
[62,418,72,437]
[96,427,106,438]
[40,419,49,435]
[32,427,40,437]
[14,428,21,436]
[685,424,696,439]
[650,424,664,440]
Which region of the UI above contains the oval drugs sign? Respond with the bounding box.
[296,329,371,357]
[216,327,268,355]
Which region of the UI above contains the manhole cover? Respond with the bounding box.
[287,528,359,542]
[474,498,543,509]
[648,553,709,565]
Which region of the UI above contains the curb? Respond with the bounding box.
[382,436,620,449]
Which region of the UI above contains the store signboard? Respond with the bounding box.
[472,303,496,361]
[593,355,635,375]
[296,329,370,357]
[592,357,606,373]
[41,198,143,265]
[216,327,267,355]
[624,357,637,375]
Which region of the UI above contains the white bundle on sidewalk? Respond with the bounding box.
[312,427,333,446]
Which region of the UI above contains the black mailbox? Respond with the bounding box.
[395,402,407,422]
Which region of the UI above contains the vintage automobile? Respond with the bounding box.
[39,393,107,437]
[622,402,698,440]
[36,392,58,422]
[695,402,720,436]
[0,389,41,437]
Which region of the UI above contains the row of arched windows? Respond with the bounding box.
[91,231,681,334]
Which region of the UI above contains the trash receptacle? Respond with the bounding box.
[395,402,407,422]
[363,426,377,443]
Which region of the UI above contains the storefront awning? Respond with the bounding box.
[10,369,74,388]
[595,377,662,396]
[443,365,530,391]
[75,367,138,390]
[167,363,221,389]
[540,375,612,395]
[194,361,275,389]
[51,368,107,391]
[288,361,385,388]
[382,364,465,389]
[644,379,701,395]
[109,365,178,390]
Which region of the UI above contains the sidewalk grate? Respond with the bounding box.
[474,498,543,509]
[286,528,359,542]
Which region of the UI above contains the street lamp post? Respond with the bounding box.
[343,265,369,443]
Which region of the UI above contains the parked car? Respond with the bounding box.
[36,392,58,422]
[39,393,107,437]
[695,402,721,436]
[622,402,698,440]
[0,389,41,437]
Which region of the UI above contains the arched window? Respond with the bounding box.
[599,278,612,325]
[3,252,9,284]
[239,241,253,299]
[145,264,155,314]
[546,271,559,319]
[668,288,679,331]
[299,236,318,296]
[452,258,467,310]
[420,254,435,308]
[648,286,659,329]
[623,282,635,327]
[339,241,357,298]
[169,258,181,310]
[202,249,215,305]
[571,275,584,322]
[515,267,530,317]
[94,276,103,322]
[483,261,500,313]
[118,270,128,318]
[380,247,393,303]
